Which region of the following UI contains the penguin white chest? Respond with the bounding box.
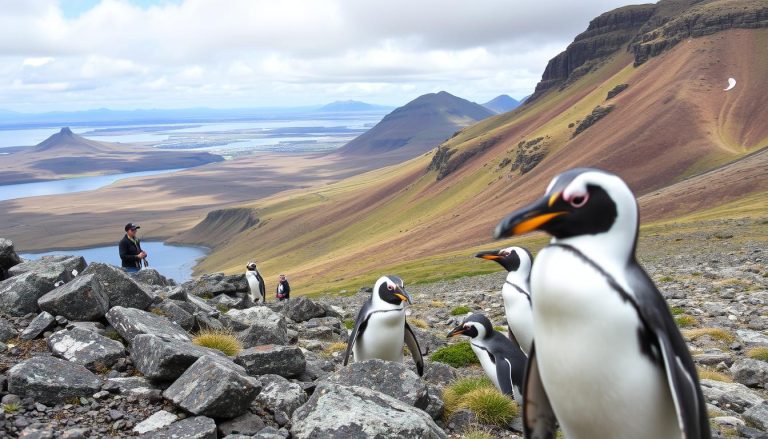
[471,341,500,390]
[531,246,680,439]
[245,272,263,303]
[501,283,533,354]
[353,310,405,363]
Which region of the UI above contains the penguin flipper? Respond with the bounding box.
[494,357,516,397]
[404,321,424,376]
[343,299,373,366]
[523,343,558,439]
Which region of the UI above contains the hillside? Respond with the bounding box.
[0,128,223,185]
[336,91,495,161]
[482,95,520,114]
[184,0,768,295]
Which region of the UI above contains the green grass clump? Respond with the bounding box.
[2,403,20,413]
[192,329,243,356]
[430,342,479,368]
[659,275,675,282]
[461,429,494,439]
[343,319,355,330]
[493,325,507,332]
[747,347,768,362]
[675,315,698,328]
[670,306,685,315]
[450,306,471,316]
[215,304,230,314]
[443,376,517,426]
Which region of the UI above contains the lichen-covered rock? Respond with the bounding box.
[105,306,190,344]
[133,268,175,288]
[163,356,259,418]
[131,333,225,381]
[48,327,126,369]
[225,307,288,347]
[8,255,85,279]
[181,273,248,297]
[37,274,109,321]
[8,356,102,404]
[149,301,194,331]
[323,359,429,409]
[254,374,307,416]
[291,382,447,439]
[700,379,764,413]
[133,410,179,435]
[284,297,326,323]
[737,329,768,348]
[300,317,346,341]
[139,416,217,439]
[19,311,56,340]
[81,263,155,310]
[0,262,81,316]
[235,345,306,378]
[732,358,768,388]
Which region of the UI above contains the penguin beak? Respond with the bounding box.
[494,192,568,238]
[447,325,466,338]
[394,288,412,304]
[474,250,502,261]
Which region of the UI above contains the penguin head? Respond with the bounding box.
[246,262,258,271]
[475,246,533,274]
[447,313,494,340]
[373,275,412,307]
[494,168,638,258]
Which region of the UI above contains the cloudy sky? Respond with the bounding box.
[1,0,642,113]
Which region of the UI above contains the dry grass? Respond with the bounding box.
[323,341,348,358]
[430,300,447,308]
[675,315,698,328]
[682,327,736,344]
[192,329,243,356]
[747,347,768,362]
[697,367,733,382]
[409,318,429,329]
[461,429,494,439]
[443,377,518,426]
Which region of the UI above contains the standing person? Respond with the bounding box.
[276,274,291,301]
[119,223,147,273]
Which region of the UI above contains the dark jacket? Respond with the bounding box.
[276,279,291,300]
[119,235,143,268]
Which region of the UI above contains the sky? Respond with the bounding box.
[1,0,643,113]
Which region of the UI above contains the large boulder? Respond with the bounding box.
[284,297,326,323]
[48,327,126,369]
[181,273,248,297]
[731,358,768,388]
[254,374,307,416]
[8,255,85,279]
[139,416,217,439]
[323,359,429,409]
[235,345,306,378]
[82,263,155,310]
[0,257,83,316]
[0,238,21,280]
[291,382,447,439]
[149,301,195,331]
[131,334,226,381]
[133,268,175,288]
[163,356,259,419]
[37,273,109,321]
[8,356,102,404]
[225,307,288,347]
[105,306,190,344]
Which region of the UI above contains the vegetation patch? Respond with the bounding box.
[2,403,20,413]
[683,327,736,344]
[670,306,685,315]
[675,315,698,328]
[747,347,768,362]
[451,306,471,316]
[215,304,230,314]
[697,366,733,382]
[461,429,494,439]
[443,376,518,426]
[192,329,242,356]
[409,318,429,329]
[430,300,447,308]
[431,342,479,368]
[659,275,675,282]
[572,105,614,137]
[323,341,348,358]
[343,319,355,330]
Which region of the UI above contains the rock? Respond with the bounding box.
[60,428,89,439]
[694,350,733,366]
[284,297,327,323]
[81,263,155,310]
[218,412,267,437]
[424,384,445,420]
[737,329,768,348]
[139,416,217,439]
[187,294,219,316]
[700,379,764,413]
[254,374,307,417]
[149,301,195,331]
[193,311,225,332]
[131,333,225,381]
[182,273,248,297]
[8,356,102,405]
[732,358,768,388]
[8,255,85,279]
[66,321,106,335]
[422,361,458,388]
[0,316,18,341]
[235,345,306,378]
[0,238,21,280]
[18,425,55,439]
[103,376,160,394]
[225,307,288,346]
[447,408,479,431]
[744,401,768,431]
[323,359,429,409]
[0,267,75,316]
[209,293,255,310]
[300,317,346,341]
[133,268,175,288]
[37,274,109,321]
[47,327,125,369]
[606,83,629,99]
[163,355,259,418]
[291,382,447,439]
[105,306,190,344]
[133,410,179,434]
[19,311,56,340]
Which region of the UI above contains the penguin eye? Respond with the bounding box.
[387,284,395,291]
[569,193,589,208]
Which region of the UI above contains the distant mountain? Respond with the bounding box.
[319,100,392,112]
[482,95,520,114]
[32,127,115,154]
[337,91,495,159]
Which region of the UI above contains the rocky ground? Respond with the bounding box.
[0,224,766,438]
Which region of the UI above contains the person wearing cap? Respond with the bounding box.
[276,274,291,301]
[119,223,147,273]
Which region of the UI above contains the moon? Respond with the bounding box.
[724,77,736,91]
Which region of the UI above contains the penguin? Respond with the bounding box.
[343,275,424,376]
[475,246,534,355]
[447,313,527,404]
[245,261,266,304]
[494,168,709,439]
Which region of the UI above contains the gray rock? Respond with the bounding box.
[131,333,225,381]
[66,321,106,335]
[423,361,458,388]
[324,359,429,409]
[162,286,188,301]
[193,311,226,332]
[133,410,179,434]
[291,382,447,439]
[255,374,307,416]
[700,379,764,413]
[8,356,102,404]
[81,263,155,310]
[47,327,125,369]
[235,345,306,378]
[253,426,288,439]
[149,301,195,331]
[745,401,768,431]
[133,268,175,288]
[139,416,217,439]
[209,293,255,310]
[187,294,218,316]
[163,355,259,418]
[0,316,18,341]
[182,273,248,297]
[104,376,160,394]
[20,311,56,340]
[37,274,109,321]
[447,408,478,432]
[0,265,78,316]
[218,412,266,436]
[226,307,288,346]
[424,384,445,420]
[694,349,733,366]
[105,306,190,344]
[732,358,768,388]
[300,317,347,341]
[60,428,89,439]
[284,297,326,323]
[8,255,85,279]
[737,329,768,348]
[0,238,21,280]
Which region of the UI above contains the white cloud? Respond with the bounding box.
[0,0,642,112]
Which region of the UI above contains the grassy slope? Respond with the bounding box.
[196,28,768,296]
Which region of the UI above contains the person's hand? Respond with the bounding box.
[139,251,147,259]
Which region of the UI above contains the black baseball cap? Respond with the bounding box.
[124,223,140,231]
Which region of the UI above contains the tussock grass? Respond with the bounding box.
[323,341,348,358]
[683,327,736,344]
[430,300,447,308]
[443,377,518,426]
[430,342,479,368]
[2,403,20,413]
[461,429,494,439]
[343,319,355,330]
[409,318,429,329]
[670,306,685,315]
[697,367,733,382]
[675,315,698,328]
[192,329,242,356]
[747,347,768,362]
[451,306,471,316]
[443,376,494,415]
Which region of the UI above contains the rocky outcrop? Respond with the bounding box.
[105,306,190,343]
[131,333,225,381]
[82,263,155,310]
[37,273,110,321]
[427,136,500,181]
[572,105,615,138]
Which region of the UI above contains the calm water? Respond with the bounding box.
[20,241,208,282]
[0,168,183,202]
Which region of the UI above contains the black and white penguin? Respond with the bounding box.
[343,275,424,376]
[494,168,709,439]
[245,261,266,304]
[447,313,527,404]
[475,246,534,355]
